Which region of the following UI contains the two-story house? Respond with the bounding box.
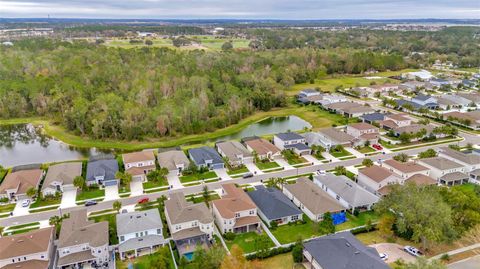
[57,209,110,269]
[273,132,311,155]
[0,165,43,201]
[122,151,156,182]
[418,157,468,186]
[382,159,430,180]
[212,183,261,234]
[242,137,281,160]
[438,147,480,172]
[357,165,402,195]
[346,122,379,146]
[311,128,355,150]
[157,149,190,176]
[41,162,82,197]
[188,146,225,170]
[283,177,345,222]
[0,227,54,269]
[216,141,253,168]
[164,192,214,259]
[379,114,412,130]
[116,209,167,260]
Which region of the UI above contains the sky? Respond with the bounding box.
[0,0,479,19]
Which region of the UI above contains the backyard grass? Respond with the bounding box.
[30,197,61,208]
[115,246,176,269]
[336,211,379,231]
[252,253,298,269]
[227,166,249,175]
[256,161,281,170]
[225,231,275,253]
[88,213,118,244]
[271,216,320,244]
[179,171,218,183]
[76,188,105,201]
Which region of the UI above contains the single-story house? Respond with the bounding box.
[379,114,411,130]
[122,151,156,182]
[242,137,281,160]
[444,111,480,130]
[312,128,355,150]
[86,155,119,186]
[392,124,437,140]
[323,102,375,118]
[216,141,253,167]
[42,162,82,196]
[359,112,388,124]
[313,173,379,212]
[273,132,311,155]
[298,89,321,98]
[188,146,224,170]
[411,94,438,107]
[441,95,472,107]
[157,149,190,176]
[357,165,401,194]
[303,231,389,269]
[248,186,303,227]
[0,165,44,201]
[283,177,345,222]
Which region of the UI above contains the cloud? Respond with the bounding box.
[0,0,478,19]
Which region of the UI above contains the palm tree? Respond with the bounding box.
[113,201,122,213]
[202,185,210,208]
[334,166,347,176]
[73,176,85,191]
[26,187,36,199]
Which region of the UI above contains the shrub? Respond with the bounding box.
[224,232,236,241]
[246,245,294,260]
[292,244,303,263]
[269,221,278,230]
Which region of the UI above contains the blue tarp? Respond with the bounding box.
[332,212,347,225]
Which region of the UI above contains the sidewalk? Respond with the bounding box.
[322,152,339,162]
[167,174,183,189]
[431,243,480,260]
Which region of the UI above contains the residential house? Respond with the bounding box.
[297,89,321,104]
[436,96,460,110]
[216,141,253,167]
[157,149,190,176]
[313,173,379,212]
[441,95,472,107]
[298,89,321,98]
[418,157,468,186]
[323,102,374,118]
[247,186,303,227]
[403,70,433,81]
[444,111,480,130]
[86,155,119,186]
[438,147,480,172]
[411,94,438,108]
[457,93,480,106]
[309,128,354,150]
[212,183,261,234]
[273,132,311,155]
[346,122,379,146]
[57,209,110,268]
[303,231,389,269]
[382,159,430,180]
[164,192,214,258]
[0,165,43,201]
[122,151,156,182]
[379,114,411,130]
[429,78,450,88]
[283,177,345,222]
[392,124,436,140]
[359,112,388,124]
[0,227,55,269]
[242,137,281,160]
[188,146,224,170]
[116,209,167,260]
[400,81,426,91]
[316,94,348,106]
[41,162,82,197]
[357,165,401,194]
[357,84,400,97]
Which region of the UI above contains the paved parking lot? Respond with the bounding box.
[370,243,416,264]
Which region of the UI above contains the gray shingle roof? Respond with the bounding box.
[440,147,480,165]
[188,146,223,166]
[419,157,464,170]
[116,209,163,236]
[314,173,379,208]
[86,158,118,182]
[359,113,387,122]
[248,186,302,220]
[275,132,304,141]
[285,143,310,151]
[440,172,469,182]
[304,231,389,269]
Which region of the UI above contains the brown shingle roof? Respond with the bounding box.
[284,178,345,215]
[244,138,280,156]
[349,122,378,131]
[212,184,257,219]
[1,260,49,269]
[0,227,53,260]
[383,160,429,173]
[157,150,190,171]
[58,209,109,248]
[0,169,43,195]
[440,147,480,165]
[359,166,396,183]
[406,174,437,185]
[165,192,213,225]
[42,162,82,190]
[122,151,155,164]
[318,128,355,144]
[386,114,409,121]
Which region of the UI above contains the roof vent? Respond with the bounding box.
[17,240,24,243]
[354,251,360,255]
[345,242,351,247]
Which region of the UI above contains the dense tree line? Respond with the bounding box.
[0,39,406,140]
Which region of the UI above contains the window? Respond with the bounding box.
[157,229,161,234]
[249,210,254,215]
[235,213,240,218]
[336,195,340,201]
[41,255,44,259]
[120,236,124,242]
[291,215,299,221]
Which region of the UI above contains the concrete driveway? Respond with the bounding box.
[448,255,480,269]
[167,174,183,189]
[12,199,30,216]
[275,158,294,170]
[303,154,321,165]
[215,168,232,181]
[130,179,144,196]
[104,184,119,201]
[370,243,416,264]
[60,188,77,209]
[245,162,263,175]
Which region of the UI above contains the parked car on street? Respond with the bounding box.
[85,200,97,207]
[242,172,254,178]
[404,246,422,257]
[138,197,150,204]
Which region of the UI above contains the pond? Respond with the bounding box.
[0,124,110,168]
[0,116,312,167]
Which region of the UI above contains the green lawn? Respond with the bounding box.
[453,183,477,193]
[6,222,40,231]
[227,166,249,175]
[116,246,175,269]
[329,148,353,158]
[225,231,275,253]
[0,170,7,182]
[30,197,61,208]
[143,180,169,189]
[256,161,281,170]
[357,146,376,153]
[282,153,308,165]
[253,253,297,269]
[336,211,379,231]
[0,203,15,213]
[179,171,218,183]
[271,215,321,244]
[88,213,118,244]
[76,188,105,201]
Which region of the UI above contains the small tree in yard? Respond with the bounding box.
[377,214,395,239]
[116,171,132,187]
[318,212,335,235]
[334,166,347,176]
[269,221,278,230]
[26,187,36,198]
[418,149,437,159]
[362,159,373,167]
[202,185,210,208]
[113,201,122,213]
[393,153,409,163]
[292,240,304,263]
[73,176,85,190]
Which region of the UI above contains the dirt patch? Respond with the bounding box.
[370,243,416,264]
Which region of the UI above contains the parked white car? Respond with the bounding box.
[21,199,30,207]
[379,253,388,261]
[404,246,422,257]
